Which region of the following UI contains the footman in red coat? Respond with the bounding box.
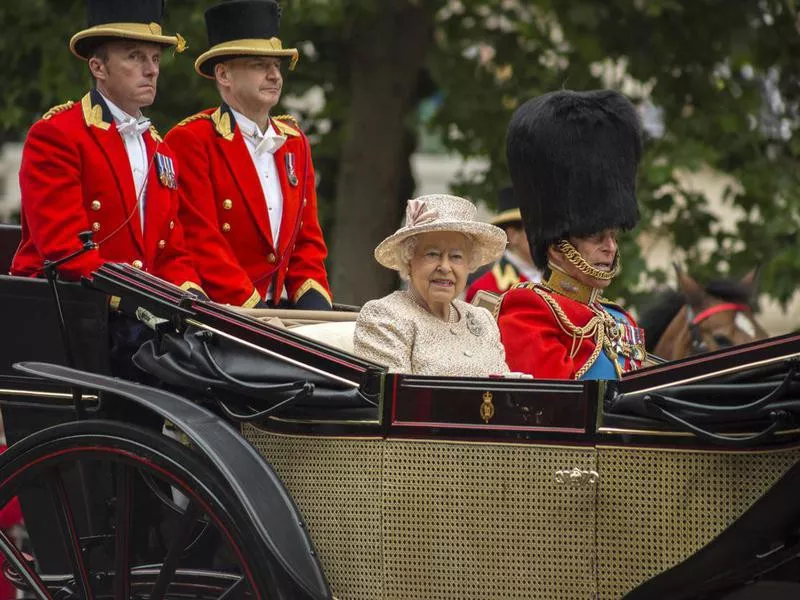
[11,0,203,295]
[497,90,647,380]
[165,0,332,309]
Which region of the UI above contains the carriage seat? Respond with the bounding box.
[235,306,359,354]
[291,321,356,354]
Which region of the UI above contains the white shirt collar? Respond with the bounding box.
[98,91,145,127]
[230,108,273,138]
[230,108,286,154]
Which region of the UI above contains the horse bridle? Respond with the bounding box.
[685,302,752,354]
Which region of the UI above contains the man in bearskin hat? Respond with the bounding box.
[465,186,541,303]
[165,0,332,309]
[497,89,646,380]
[11,0,204,295]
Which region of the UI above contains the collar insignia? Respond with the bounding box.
[492,261,520,292]
[81,91,112,131]
[211,105,234,141]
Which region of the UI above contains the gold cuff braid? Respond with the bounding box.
[556,240,620,281]
[293,279,332,306]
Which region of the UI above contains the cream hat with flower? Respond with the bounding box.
[375,194,507,272]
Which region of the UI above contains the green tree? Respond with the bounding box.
[2,0,799,311]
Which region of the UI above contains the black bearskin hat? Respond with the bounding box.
[506,89,642,270]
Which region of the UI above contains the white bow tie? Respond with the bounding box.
[246,130,287,156]
[117,117,151,138]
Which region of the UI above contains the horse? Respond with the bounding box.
[638,266,769,361]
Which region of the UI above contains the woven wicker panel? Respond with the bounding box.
[597,445,800,599]
[242,425,384,600]
[382,440,597,600]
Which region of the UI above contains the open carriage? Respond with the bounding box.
[1,224,800,600]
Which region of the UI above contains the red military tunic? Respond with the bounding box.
[465,253,534,303]
[497,280,645,380]
[11,90,203,291]
[164,104,331,308]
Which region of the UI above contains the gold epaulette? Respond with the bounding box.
[512,281,538,291]
[273,114,301,137]
[176,112,212,127]
[42,101,75,120]
[149,125,163,142]
[274,113,298,126]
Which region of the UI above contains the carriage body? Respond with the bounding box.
[0,224,799,599]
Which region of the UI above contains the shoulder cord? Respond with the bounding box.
[532,287,609,379]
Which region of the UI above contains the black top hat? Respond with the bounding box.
[69,0,185,60]
[195,0,299,79]
[506,89,642,269]
[489,186,523,227]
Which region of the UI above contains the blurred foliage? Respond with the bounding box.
[1,0,799,307]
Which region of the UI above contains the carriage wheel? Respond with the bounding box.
[0,419,278,599]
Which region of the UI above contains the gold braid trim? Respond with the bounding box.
[556,240,620,281]
[274,113,298,126]
[241,288,261,309]
[176,112,212,127]
[42,101,75,120]
[533,287,607,379]
[293,279,332,306]
[509,282,627,378]
[149,125,163,142]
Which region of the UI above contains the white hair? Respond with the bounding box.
[397,233,482,280]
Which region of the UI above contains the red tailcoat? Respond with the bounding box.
[164,105,331,308]
[11,91,203,291]
[465,253,531,303]
[497,283,644,379]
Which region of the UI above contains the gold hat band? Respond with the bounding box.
[490,208,522,226]
[70,22,186,59]
[195,38,300,79]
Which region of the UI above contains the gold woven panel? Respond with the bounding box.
[382,440,597,600]
[244,426,598,599]
[242,425,384,599]
[596,445,800,599]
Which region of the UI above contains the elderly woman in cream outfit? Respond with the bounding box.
[354,194,510,376]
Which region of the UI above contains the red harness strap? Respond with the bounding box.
[691,302,750,325]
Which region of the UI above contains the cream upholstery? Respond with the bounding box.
[291,321,357,354]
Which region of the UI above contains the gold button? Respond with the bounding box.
[222,223,231,232]
[267,253,276,264]
[132,260,143,269]
[90,200,101,211]
[91,222,101,232]
[222,199,233,210]
[158,240,166,249]
[169,220,175,230]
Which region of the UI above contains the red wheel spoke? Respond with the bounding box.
[46,468,94,600]
[114,463,133,599]
[0,529,53,599]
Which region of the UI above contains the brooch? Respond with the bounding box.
[466,311,483,336]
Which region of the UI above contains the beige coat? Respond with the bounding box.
[353,291,509,377]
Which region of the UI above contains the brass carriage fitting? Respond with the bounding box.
[555,467,599,486]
